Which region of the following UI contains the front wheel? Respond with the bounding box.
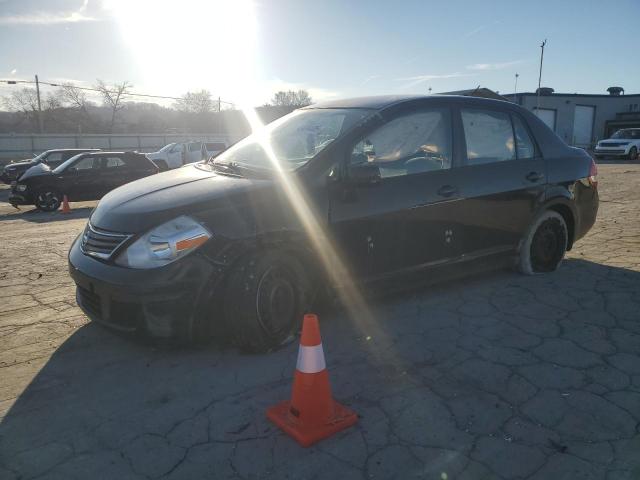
[518,210,568,275]
[35,187,62,212]
[223,251,313,353]
[628,146,638,161]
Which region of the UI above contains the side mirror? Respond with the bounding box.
[348,162,381,186]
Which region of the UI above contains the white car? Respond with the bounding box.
[594,128,640,160]
[146,141,208,170]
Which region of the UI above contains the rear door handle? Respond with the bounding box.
[437,185,458,198]
[526,171,544,182]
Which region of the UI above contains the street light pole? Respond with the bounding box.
[513,73,519,103]
[536,39,547,115]
[35,74,44,133]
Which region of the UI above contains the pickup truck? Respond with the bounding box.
[146,141,227,170]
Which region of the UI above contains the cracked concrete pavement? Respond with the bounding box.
[0,162,639,479]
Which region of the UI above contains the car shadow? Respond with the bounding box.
[1,258,638,477]
[0,206,93,223]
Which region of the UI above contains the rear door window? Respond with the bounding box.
[461,109,515,164]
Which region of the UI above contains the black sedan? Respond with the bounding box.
[68,95,599,352]
[10,151,158,211]
[1,148,100,184]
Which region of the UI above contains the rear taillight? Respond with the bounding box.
[588,158,598,188]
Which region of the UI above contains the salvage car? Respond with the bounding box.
[10,151,158,211]
[593,128,640,160]
[1,148,100,184]
[68,95,599,352]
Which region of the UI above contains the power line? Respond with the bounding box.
[0,78,236,106]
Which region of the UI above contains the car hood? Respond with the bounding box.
[6,159,35,170]
[19,163,52,181]
[90,164,273,233]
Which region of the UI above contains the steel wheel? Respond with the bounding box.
[529,218,566,272]
[256,265,298,340]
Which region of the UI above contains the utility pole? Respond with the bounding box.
[536,39,547,114]
[513,73,519,103]
[35,74,44,133]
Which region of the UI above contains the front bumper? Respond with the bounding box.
[68,235,223,339]
[8,192,32,206]
[594,147,629,157]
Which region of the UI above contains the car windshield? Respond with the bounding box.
[210,108,373,171]
[52,153,86,174]
[29,151,48,163]
[159,143,176,152]
[611,129,639,139]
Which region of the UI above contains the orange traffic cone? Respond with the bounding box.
[266,314,358,447]
[61,195,71,214]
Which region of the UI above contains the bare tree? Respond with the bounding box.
[56,83,94,131]
[2,88,43,130]
[174,90,215,114]
[95,79,132,133]
[270,89,313,108]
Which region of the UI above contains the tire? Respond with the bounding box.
[628,147,638,161]
[518,210,568,275]
[35,187,62,212]
[223,251,312,353]
[155,160,169,172]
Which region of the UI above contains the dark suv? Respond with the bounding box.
[1,149,100,184]
[68,95,599,352]
[10,151,158,211]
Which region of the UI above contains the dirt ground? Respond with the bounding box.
[0,163,639,479]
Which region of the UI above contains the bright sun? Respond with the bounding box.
[104,0,258,105]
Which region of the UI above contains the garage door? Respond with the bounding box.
[535,109,556,132]
[573,105,595,148]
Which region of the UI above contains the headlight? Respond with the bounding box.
[115,215,211,269]
[15,184,27,192]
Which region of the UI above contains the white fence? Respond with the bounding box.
[0,133,244,161]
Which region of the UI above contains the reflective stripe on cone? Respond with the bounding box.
[296,344,326,374]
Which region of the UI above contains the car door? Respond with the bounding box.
[452,107,547,255]
[62,156,102,200]
[99,155,138,195]
[328,106,464,279]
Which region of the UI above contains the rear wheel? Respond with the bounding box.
[223,251,312,353]
[518,210,568,275]
[35,187,62,212]
[628,146,638,161]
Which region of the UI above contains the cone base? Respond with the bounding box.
[267,400,358,447]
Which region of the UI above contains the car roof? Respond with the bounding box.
[47,148,100,153]
[306,94,513,111]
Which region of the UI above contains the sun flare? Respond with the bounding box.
[104,0,258,103]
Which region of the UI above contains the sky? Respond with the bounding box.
[1,0,639,107]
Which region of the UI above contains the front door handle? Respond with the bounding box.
[437,185,458,198]
[526,171,544,182]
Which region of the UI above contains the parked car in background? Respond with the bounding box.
[204,142,227,159]
[9,151,158,211]
[68,95,599,352]
[146,141,209,170]
[1,148,100,184]
[594,128,640,160]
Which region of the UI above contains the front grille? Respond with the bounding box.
[81,223,130,260]
[77,286,102,318]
